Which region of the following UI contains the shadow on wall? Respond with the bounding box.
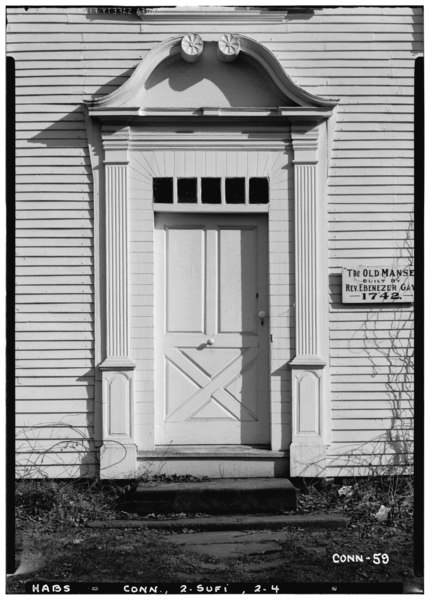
[143,43,292,108]
[28,70,135,148]
[410,8,424,56]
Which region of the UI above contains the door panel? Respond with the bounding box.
[167,227,205,333]
[218,227,258,333]
[155,213,269,445]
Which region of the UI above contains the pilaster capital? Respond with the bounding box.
[103,152,129,166]
[102,126,130,164]
[291,124,319,164]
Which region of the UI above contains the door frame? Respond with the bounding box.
[86,120,333,477]
[139,128,295,457]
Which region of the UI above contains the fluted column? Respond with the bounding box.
[295,163,318,358]
[104,164,131,363]
[289,124,329,476]
[99,130,136,477]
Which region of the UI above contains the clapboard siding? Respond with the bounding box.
[8,6,420,476]
[10,5,96,476]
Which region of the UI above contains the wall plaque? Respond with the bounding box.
[342,266,414,303]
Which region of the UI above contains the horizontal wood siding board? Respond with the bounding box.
[16,387,94,399]
[17,413,95,426]
[16,313,94,322]
[16,330,94,339]
[5,5,420,12]
[17,351,95,359]
[16,378,94,387]
[16,466,98,478]
[16,440,94,453]
[7,25,422,36]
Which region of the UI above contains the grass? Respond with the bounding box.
[8,474,420,592]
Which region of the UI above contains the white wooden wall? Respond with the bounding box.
[8,6,421,477]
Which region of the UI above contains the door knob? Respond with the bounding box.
[207,338,215,345]
[258,311,266,319]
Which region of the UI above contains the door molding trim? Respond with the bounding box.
[155,204,269,214]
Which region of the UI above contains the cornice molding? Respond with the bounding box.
[128,141,290,152]
[128,130,291,150]
[89,107,333,122]
[137,8,289,24]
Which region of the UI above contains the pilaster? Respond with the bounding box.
[289,124,329,476]
[99,127,136,477]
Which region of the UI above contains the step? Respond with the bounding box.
[120,477,296,515]
[137,446,289,478]
[89,513,348,531]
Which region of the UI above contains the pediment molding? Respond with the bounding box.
[85,34,338,117]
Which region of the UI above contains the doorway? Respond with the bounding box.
[155,213,270,446]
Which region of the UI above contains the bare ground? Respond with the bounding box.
[7,476,422,593]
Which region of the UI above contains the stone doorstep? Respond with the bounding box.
[122,477,297,515]
[168,529,328,545]
[137,446,290,478]
[138,445,288,458]
[134,477,295,493]
[89,513,348,531]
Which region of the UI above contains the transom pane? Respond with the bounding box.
[225,178,245,204]
[249,178,269,204]
[153,177,173,203]
[178,178,197,203]
[201,178,222,204]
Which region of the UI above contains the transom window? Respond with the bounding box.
[153,177,269,205]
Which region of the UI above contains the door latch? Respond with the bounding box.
[258,310,266,326]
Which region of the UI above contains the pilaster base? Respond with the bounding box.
[290,359,328,477]
[289,442,327,477]
[100,442,137,479]
[100,358,136,371]
[100,364,136,478]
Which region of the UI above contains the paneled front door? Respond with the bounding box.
[155,213,270,445]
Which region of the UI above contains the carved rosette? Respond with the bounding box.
[217,33,241,62]
[181,33,204,63]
